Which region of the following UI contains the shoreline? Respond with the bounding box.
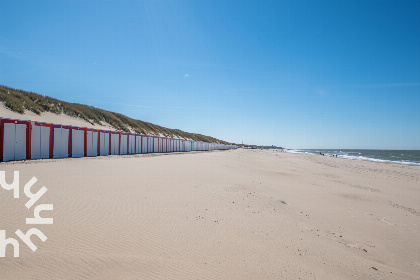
[285,149,420,166]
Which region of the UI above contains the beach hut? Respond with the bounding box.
[140,135,146,154]
[0,119,30,162]
[153,136,159,153]
[31,121,52,160]
[120,133,128,155]
[110,132,120,155]
[128,134,136,154]
[70,126,85,158]
[52,124,70,159]
[180,140,184,152]
[163,138,167,153]
[99,130,110,156]
[135,135,141,154]
[85,128,99,157]
[147,136,152,153]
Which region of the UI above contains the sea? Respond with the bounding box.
[287,149,420,166]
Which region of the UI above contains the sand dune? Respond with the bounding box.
[0,103,116,131]
[0,149,419,279]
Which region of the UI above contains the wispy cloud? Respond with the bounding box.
[0,47,28,59]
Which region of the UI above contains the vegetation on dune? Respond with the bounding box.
[0,85,228,144]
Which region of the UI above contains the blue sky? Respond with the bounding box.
[1,0,419,149]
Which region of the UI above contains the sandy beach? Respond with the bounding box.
[0,149,419,279]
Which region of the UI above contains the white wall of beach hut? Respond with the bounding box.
[128,134,135,154]
[140,136,147,153]
[52,125,70,159]
[0,119,29,162]
[31,121,51,160]
[110,132,120,155]
[163,138,167,153]
[86,129,98,157]
[120,133,128,155]
[180,140,184,152]
[99,131,110,156]
[153,137,159,153]
[147,136,152,153]
[135,135,141,154]
[71,127,85,158]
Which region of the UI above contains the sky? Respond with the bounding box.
[1,0,419,149]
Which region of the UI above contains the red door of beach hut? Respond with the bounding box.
[52,125,70,158]
[71,127,85,158]
[0,119,30,162]
[31,121,52,160]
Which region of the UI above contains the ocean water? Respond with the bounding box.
[288,149,420,166]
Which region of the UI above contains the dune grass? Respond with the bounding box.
[0,85,228,143]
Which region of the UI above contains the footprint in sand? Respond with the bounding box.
[381,217,395,226]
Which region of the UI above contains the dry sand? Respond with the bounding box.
[0,149,419,279]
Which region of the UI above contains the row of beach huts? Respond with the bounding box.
[0,118,237,162]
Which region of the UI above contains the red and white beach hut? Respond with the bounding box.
[135,135,142,154]
[99,130,110,156]
[148,136,152,153]
[85,128,99,157]
[70,126,85,158]
[110,132,120,155]
[128,134,136,154]
[153,136,159,153]
[0,118,30,162]
[52,124,70,159]
[162,138,167,153]
[140,135,147,154]
[31,121,52,160]
[120,133,128,155]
